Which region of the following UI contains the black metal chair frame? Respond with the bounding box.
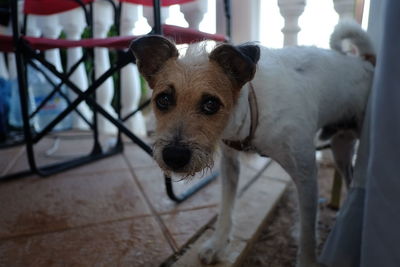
[2,0,231,203]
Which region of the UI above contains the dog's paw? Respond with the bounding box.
[198,246,220,265]
[198,239,226,265]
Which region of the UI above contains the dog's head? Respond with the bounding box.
[130,36,259,177]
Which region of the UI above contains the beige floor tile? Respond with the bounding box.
[0,146,24,176]
[132,165,220,214]
[233,178,287,241]
[123,143,158,169]
[1,133,289,267]
[3,136,89,174]
[0,216,172,267]
[0,169,150,239]
[5,145,129,177]
[161,206,218,249]
[239,153,270,172]
[263,161,292,183]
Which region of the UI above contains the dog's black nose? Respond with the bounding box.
[162,145,191,171]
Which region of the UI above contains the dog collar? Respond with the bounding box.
[364,53,376,66]
[223,82,259,151]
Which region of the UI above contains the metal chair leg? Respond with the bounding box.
[165,172,219,203]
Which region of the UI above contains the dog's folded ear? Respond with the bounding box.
[209,43,260,88]
[129,35,179,88]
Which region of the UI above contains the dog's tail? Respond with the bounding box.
[330,19,376,65]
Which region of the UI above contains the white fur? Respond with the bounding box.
[200,21,374,267]
[330,18,374,56]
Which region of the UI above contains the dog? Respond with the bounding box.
[129,19,375,267]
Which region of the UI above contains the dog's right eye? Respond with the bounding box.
[155,93,173,111]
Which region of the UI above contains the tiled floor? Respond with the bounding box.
[0,133,289,267]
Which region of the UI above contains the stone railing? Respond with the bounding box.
[220,0,358,45]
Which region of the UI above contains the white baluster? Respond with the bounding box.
[0,26,8,79]
[215,0,226,35]
[0,53,8,80]
[36,15,63,71]
[7,8,36,81]
[7,19,35,128]
[36,14,76,131]
[143,5,170,27]
[278,0,306,46]
[231,0,261,44]
[6,22,18,81]
[93,0,117,135]
[25,14,41,37]
[333,0,355,19]
[180,0,208,30]
[59,8,93,130]
[7,53,17,80]
[22,14,41,94]
[120,3,147,137]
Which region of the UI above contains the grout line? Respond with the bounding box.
[241,157,272,172]
[238,159,272,198]
[122,153,179,252]
[30,166,131,182]
[0,213,153,242]
[125,164,159,171]
[264,175,292,184]
[156,204,218,216]
[1,149,129,178]
[1,146,26,176]
[160,215,218,267]
[56,165,130,177]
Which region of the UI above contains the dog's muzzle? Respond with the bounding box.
[162,144,192,171]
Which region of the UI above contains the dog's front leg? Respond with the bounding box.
[199,145,240,264]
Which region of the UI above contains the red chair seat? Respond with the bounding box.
[24,0,93,15]
[120,0,195,7]
[24,0,195,15]
[0,35,13,53]
[163,24,227,44]
[20,0,227,49]
[23,35,138,51]
[0,25,226,53]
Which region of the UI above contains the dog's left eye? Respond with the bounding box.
[155,93,174,111]
[201,97,221,115]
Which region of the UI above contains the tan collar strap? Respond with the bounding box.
[223,82,259,151]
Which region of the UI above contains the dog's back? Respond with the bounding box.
[251,20,375,144]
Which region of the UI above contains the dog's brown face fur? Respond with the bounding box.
[130,36,260,177]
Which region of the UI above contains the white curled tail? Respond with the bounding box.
[330,19,376,65]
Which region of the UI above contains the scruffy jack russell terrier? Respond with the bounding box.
[130,20,375,267]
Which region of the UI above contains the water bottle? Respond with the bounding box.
[0,102,6,142]
[29,63,72,132]
[8,77,37,129]
[0,78,11,141]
